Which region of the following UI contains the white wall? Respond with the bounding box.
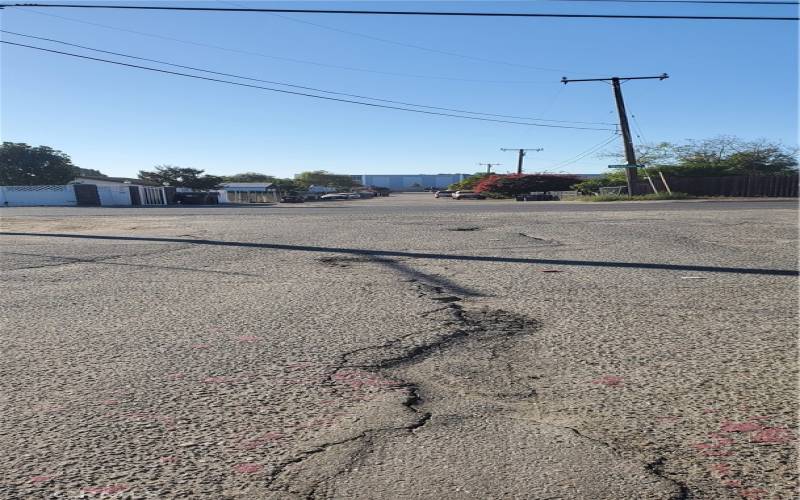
[97,185,132,206]
[0,185,77,206]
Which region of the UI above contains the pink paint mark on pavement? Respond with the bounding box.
[709,463,731,477]
[720,421,762,433]
[159,456,177,464]
[29,475,52,484]
[724,480,742,488]
[166,373,186,381]
[236,336,259,343]
[82,484,129,495]
[740,488,768,499]
[202,376,233,384]
[702,408,719,414]
[591,375,624,387]
[751,427,794,444]
[191,344,210,349]
[233,463,263,474]
[240,431,285,450]
[702,450,734,457]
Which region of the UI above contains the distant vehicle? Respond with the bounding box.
[320,193,349,200]
[434,190,454,198]
[452,191,486,200]
[346,193,361,199]
[280,195,305,203]
[175,192,219,205]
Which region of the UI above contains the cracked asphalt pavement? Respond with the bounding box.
[1,195,797,499]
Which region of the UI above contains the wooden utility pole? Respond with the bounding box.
[478,162,502,174]
[561,73,668,196]
[500,148,543,174]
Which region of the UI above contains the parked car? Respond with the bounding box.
[434,190,454,198]
[515,193,555,202]
[280,195,305,203]
[320,193,349,200]
[175,192,219,205]
[452,190,486,200]
[346,193,361,199]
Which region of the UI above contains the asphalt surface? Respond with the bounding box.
[1,194,797,499]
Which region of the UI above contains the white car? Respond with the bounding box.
[452,191,486,200]
[320,193,349,200]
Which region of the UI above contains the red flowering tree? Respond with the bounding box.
[473,173,583,197]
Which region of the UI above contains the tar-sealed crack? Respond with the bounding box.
[264,255,684,499]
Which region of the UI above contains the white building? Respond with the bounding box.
[0,176,167,207]
[218,182,280,204]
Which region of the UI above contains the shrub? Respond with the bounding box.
[582,192,691,202]
[474,173,584,197]
[448,172,489,191]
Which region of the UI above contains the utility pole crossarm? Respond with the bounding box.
[500,148,544,174]
[559,73,668,196]
[561,73,669,84]
[478,162,503,174]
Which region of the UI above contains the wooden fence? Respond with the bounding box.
[635,174,798,197]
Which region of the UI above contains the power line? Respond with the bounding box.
[1,4,796,20]
[217,0,595,76]
[552,134,621,167]
[631,113,649,144]
[9,8,552,85]
[1,40,619,131]
[0,30,615,127]
[548,0,798,4]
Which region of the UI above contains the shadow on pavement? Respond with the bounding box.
[1,232,797,277]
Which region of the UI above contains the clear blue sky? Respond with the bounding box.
[1,1,797,178]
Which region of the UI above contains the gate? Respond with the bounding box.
[73,184,101,206]
[129,186,167,206]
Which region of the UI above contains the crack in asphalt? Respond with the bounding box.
[2,248,263,277]
[262,260,538,497]
[265,257,689,499]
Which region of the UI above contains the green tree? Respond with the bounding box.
[671,137,797,175]
[72,167,108,178]
[221,172,299,192]
[602,136,798,176]
[138,165,223,190]
[223,172,278,183]
[577,136,799,193]
[295,170,359,190]
[0,142,77,185]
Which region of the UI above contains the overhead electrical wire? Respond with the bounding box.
[9,9,553,85]
[552,134,622,167]
[1,40,619,131]
[216,0,593,76]
[547,0,797,4]
[1,4,796,21]
[1,30,615,126]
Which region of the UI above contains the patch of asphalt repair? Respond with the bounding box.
[260,257,687,499]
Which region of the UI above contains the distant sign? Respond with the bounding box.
[608,164,644,168]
